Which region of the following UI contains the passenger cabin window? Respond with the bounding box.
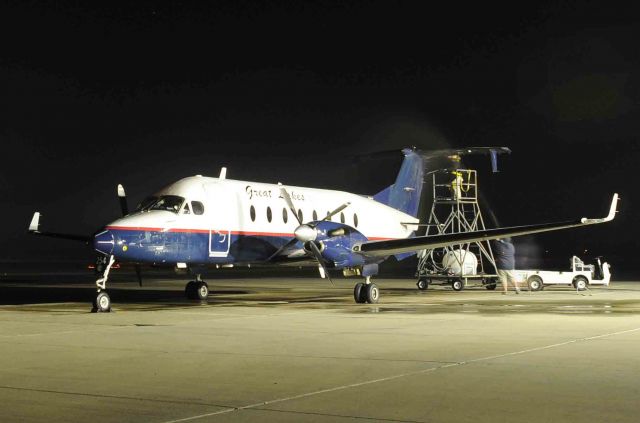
[312,210,318,221]
[250,205,256,222]
[282,208,288,224]
[340,212,345,224]
[147,195,185,213]
[266,207,272,223]
[353,213,359,227]
[191,201,205,215]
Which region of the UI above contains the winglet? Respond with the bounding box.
[29,212,41,232]
[580,193,619,225]
[117,184,126,198]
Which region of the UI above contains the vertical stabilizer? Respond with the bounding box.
[373,148,424,218]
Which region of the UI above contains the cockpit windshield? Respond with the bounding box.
[136,196,158,212]
[144,195,185,213]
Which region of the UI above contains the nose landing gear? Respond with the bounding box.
[92,255,115,313]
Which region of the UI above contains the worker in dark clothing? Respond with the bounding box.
[493,238,520,294]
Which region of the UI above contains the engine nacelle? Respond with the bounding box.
[312,221,368,269]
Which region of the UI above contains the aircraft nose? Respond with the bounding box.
[94,229,114,255]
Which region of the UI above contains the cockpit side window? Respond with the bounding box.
[148,195,185,213]
[191,201,205,215]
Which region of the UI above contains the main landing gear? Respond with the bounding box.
[185,275,209,300]
[353,276,380,304]
[92,255,115,313]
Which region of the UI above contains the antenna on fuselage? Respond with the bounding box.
[219,167,227,180]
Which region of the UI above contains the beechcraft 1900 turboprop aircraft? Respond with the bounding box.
[28,148,619,312]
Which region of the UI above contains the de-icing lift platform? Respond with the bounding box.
[415,168,499,291]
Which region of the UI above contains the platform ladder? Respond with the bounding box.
[416,169,498,290]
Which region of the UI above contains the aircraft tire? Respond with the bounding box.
[417,278,429,290]
[93,291,111,313]
[185,281,197,299]
[365,283,380,304]
[353,283,366,303]
[195,281,209,300]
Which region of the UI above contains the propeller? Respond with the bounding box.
[117,184,129,216]
[278,186,350,285]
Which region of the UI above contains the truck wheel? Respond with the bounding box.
[452,279,464,291]
[573,276,588,291]
[485,278,497,290]
[528,276,543,292]
[417,278,429,290]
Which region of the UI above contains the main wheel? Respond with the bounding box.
[573,276,588,291]
[451,279,464,291]
[528,275,543,291]
[353,282,366,303]
[185,281,197,299]
[417,278,429,290]
[364,283,380,304]
[195,281,209,300]
[93,291,111,313]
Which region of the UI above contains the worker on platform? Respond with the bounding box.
[493,238,520,294]
[451,170,464,200]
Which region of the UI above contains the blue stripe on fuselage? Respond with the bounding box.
[103,229,295,264]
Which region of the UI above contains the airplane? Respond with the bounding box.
[27,148,619,312]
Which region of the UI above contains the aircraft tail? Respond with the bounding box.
[373,148,424,218]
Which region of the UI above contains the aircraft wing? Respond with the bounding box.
[27,212,91,243]
[356,193,619,257]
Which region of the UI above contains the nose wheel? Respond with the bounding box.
[92,291,111,313]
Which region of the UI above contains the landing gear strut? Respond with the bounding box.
[353,276,379,304]
[185,274,209,300]
[92,255,115,313]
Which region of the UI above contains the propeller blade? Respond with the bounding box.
[322,202,350,222]
[279,186,302,225]
[117,184,129,216]
[307,241,334,286]
[266,237,300,261]
[135,264,142,287]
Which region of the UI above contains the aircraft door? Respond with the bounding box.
[209,229,230,257]
[205,183,234,258]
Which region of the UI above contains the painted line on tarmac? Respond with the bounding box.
[161,326,640,423]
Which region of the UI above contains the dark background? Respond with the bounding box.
[1,1,637,277]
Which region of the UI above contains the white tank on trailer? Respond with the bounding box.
[442,249,478,276]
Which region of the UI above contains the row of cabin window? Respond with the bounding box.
[249,205,359,228]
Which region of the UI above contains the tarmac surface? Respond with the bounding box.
[1,272,640,422]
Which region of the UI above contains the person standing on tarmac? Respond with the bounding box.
[493,238,520,294]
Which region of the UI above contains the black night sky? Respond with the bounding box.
[1,1,637,276]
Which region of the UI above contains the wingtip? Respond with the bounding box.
[28,212,41,232]
[607,193,619,221]
[117,184,126,198]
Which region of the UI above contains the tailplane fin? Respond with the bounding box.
[373,148,424,218]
